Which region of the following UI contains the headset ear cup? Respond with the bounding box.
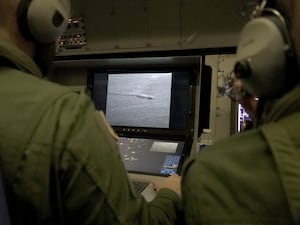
[235,14,292,99]
[17,0,70,43]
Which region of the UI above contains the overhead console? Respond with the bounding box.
[55,0,249,57]
[57,17,88,53]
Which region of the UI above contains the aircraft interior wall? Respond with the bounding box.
[199,54,237,150]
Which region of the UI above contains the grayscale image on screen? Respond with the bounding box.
[106,73,172,128]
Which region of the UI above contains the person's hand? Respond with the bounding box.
[152,174,181,198]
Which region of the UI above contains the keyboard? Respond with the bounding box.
[132,181,149,193]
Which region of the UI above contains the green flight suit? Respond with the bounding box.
[182,82,300,224]
[0,37,182,225]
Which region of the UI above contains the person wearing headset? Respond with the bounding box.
[0,0,183,224]
[182,0,300,224]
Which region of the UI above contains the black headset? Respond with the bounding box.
[234,5,298,99]
[17,0,71,44]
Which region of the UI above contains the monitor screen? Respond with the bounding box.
[106,72,172,128]
[87,67,196,136]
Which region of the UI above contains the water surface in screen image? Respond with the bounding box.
[106,73,172,128]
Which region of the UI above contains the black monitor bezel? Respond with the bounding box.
[87,65,198,139]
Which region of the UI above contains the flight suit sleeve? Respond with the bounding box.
[52,92,183,225]
[96,110,119,142]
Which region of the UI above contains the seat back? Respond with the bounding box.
[0,170,11,225]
